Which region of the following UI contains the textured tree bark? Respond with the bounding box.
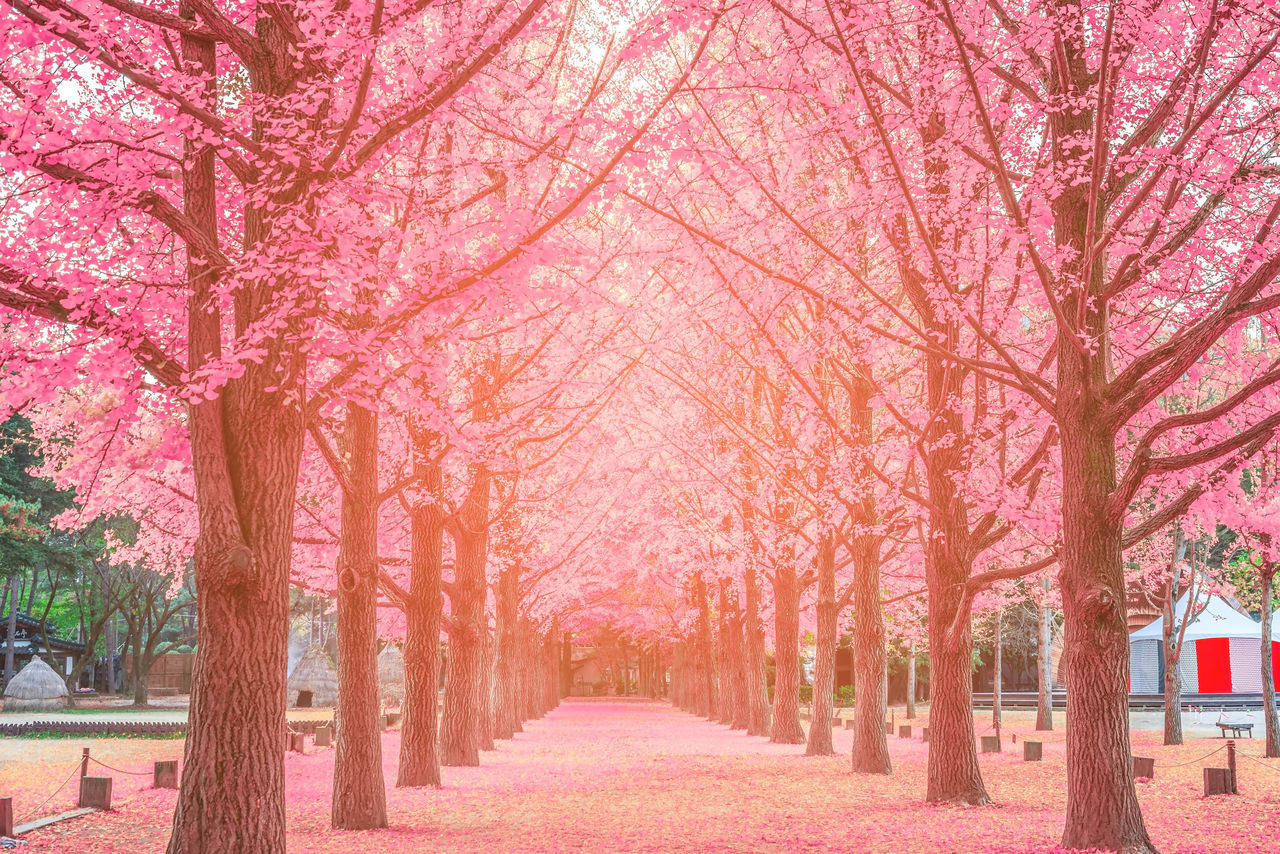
[770,564,805,744]
[905,645,916,720]
[807,533,836,756]
[716,582,734,725]
[726,591,750,730]
[5,580,17,684]
[1051,3,1153,845]
[478,627,496,752]
[397,441,443,788]
[167,17,303,852]
[543,623,560,710]
[441,466,490,767]
[992,610,1002,743]
[1057,362,1152,852]
[1261,568,1279,759]
[331,403,387,830]
[694,573,717,719]
[520,617,541,719]
[561,631,573,698]
[1161,654,1182,747]
[671,641,687,710]
[925,610,985,803]
[1161,530,1188,747]
[850,535,891,774]
[744,567,770,735]
[1036,578,1054,731]
[493,565,521,740]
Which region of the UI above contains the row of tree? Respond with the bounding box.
[2,1,1280,854]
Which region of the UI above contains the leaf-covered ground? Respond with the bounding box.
[9,699,1280,852]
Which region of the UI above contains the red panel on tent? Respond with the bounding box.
[1273,642,1280,692]
[1196,637,1232,692]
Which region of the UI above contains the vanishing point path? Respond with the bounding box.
[18,698,1280,852]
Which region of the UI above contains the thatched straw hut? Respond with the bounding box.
[287,646,338,708]
[377,644,405,707]
[3,656,69,712]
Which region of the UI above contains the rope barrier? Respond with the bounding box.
[24,759,83,822]
[87,756,151,777]
[1237,751,1280,776]
[1152,744,1227,769]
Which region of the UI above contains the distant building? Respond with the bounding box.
[0,611,85,685]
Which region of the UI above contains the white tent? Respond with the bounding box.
[1129,592,1280,694]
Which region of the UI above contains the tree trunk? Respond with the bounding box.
[770,564,804,744]
[905,645,916,720]
[807,533,837,756]
[331,403,388,829]
[543,623,560,711]
[1036,578,1053,731]
[992,610,1002,746]
[716,583,733,724]
[479,627,496,751]
[5,579,17,685]
[726,590,749,729]
[105,614,117,695]
[1261,568,1278,759]
[1057,377,1153,852]
[1162,657,1182,747]
[166,17,304,851]
[850,535,891,774]
[493,565,521,740]
[694,573,717,718]
[561,631,573,698]
[441,466,490,767]
[397,442,444,788]
[744,567,770,735]
[132,661,149,707]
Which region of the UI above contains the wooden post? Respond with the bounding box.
[1227,739,1237,794]
[153,760,178,789]
[1131,756,1155,779]
[315,725,332,747]
[922,727,930,742]
[1204,767,1233,796]
[0,797,12,837]
[80,748,90,779]
[288,732,305,753]
[78,777,112,810]
[898,725,911,739]
[1023,741,1042,761]
[842,719,855,730]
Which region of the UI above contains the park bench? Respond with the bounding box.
[1216,721,1253,738]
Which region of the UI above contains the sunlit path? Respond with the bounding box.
[19,698,1280,853]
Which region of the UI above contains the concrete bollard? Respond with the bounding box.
[832,716,841,727]
[980,735,1000,753]
[898,725,911,739]
[922,727,930,742]
[843,719,855,730]
[289,732,305,753]
[1023,741,1042,761]
[1131,756,1155,779]
[153,760,178,789]
[884,722,893,735]
[315,725,332,747]
[78,776,112,810]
